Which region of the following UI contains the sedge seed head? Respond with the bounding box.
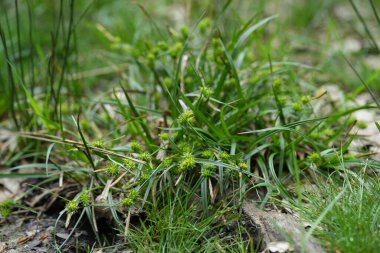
[179,25,189,38]
[179,153,196,171]
[292,102,303,111]
[163,77,173,88]
[201,150,214,159]
[92,140,105,148]
[301,95,311,104]
[198,18,211,33]
[162,158,173,168]
[309,152,322,163]
[124,159,136,169]
[157,41,168,51]
[178,110,195,125]
[66,200,78,214]
[139,152,151,161]
[130,141,141,153]
[219,151,230,161]
[200,86,213,98]
[80,191,90,207]
[239,162,248,170]
[272,79,283,89]
[169,42,183,58]
[0,207,10,218]
[357,121,368,129]
[201,168,213,178]
[139,172,150,181]
[106,164,119,177]
[323,129,334,137]
[159,133,169,141]
[128,189,139,200]
[0,199,13,218]
[121,197,133,208]
[203,164,215,170]
[212,38,219,47]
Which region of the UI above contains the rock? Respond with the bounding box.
[243,201,326,253]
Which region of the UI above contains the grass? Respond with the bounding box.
[296,167,380,253]
[1,0,380,252]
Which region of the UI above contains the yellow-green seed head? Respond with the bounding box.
[201,168,213,178]
[309,152,322,163]
[301,95,311,104]
[239,162,248,170]
[292,102,303,111]
[121,197,133,208]
[92,140,105,148]
[128,189,139,200]
[106,164,119,177]
[80,191,90,207]
[163,77,173,88]
[219,151,230,161]
[159,133,169,141]
[178,110,195,125]
[179,152,196,171]
[169,42,183,58]
[124,159,136,169]
[66,200,78,214]
[272,79,282,89]
[157,41,168,51]
[323,129,334,137]
[162,158,173,168]
[357,121,368,129]
[200,86,213,98]
[179,25,189,38]
[130,141,141,153]
[139,152,152,161]
[198,18,211,33]
[201,150,214,159]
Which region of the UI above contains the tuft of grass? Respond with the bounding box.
[296,168,380,253]
[2,1,380,252]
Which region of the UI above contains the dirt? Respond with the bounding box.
[0,214,92,253]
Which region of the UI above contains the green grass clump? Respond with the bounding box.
[1,0,380,252]
[126,190,254,252]
[298,170,380,253]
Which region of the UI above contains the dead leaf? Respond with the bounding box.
[38,233,49,241]
[17,230,36,245]
[55,232,69,240]
[17,236,31,245]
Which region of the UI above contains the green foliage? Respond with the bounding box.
[298,171,380,253]
[1,0,380,251]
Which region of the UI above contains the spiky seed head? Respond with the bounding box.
[220,151,230,161]
[200,86,213,98]
[159,133,169,141]
[130,141,141,153]
[139,152,152,161]
[162,158,173,168]
[66,200,78,214]
[201,150,214,159]
[80,191,90,207]
[106,164,119,177]
[301,95,311,104]
[292,102,303,111]
[121,197,133,208]
[124,159,136,169]
[178,110,195,125]
[198,18,211,34]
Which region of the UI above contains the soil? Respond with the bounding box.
[0,214,92,253]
